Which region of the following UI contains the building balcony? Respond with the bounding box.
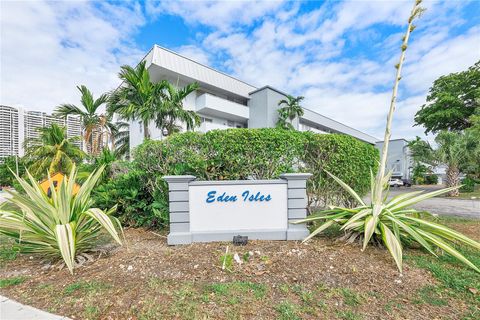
[198,121,232,133]
[195,93,249,121]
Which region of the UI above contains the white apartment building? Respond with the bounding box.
[375,139,413,180]
[130,45,378,149]
[0,106,20,162]
[0,105,82,161]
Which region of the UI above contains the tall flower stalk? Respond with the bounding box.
[373,0,425,210]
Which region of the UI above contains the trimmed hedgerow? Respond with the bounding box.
[95,129,378,228]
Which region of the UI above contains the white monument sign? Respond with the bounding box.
[164,173,311,245]
[189,182,287,232]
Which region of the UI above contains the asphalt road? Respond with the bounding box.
[381,186,480,219]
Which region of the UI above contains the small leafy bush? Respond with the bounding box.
[0,166,123,274]
[424,174,439,185]
[92,168,169,228]
[460,176,479,193]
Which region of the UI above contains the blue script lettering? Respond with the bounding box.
[205,190,238,203]
[242,190,272,202]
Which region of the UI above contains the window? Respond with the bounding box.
[200,117,212,123]
[227,120,234,127]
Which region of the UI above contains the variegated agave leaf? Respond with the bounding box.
[301,170,479,273]
[0,165,123,274]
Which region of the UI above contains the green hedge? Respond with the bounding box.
[94,129,378,228]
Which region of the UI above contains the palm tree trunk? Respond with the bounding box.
[85,129,92,155]
[97,127,104,153]
[49,150,62,174]
[373,0,422,208]
[446,165,460,197]
[143,121,150,139]
[110,131,115,150]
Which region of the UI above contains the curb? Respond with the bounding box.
[0,296,71,320]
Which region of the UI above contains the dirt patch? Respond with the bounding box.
[1,227,474,319]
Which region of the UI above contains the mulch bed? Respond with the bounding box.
[1,224,477,319]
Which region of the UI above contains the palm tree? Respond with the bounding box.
[78,148,118,183]
[110,121,130,158]
[54,85,110,155]
[108,61,165,140]
[24,124,85,177]
[409,131,479,196]
[160,81,200,136]
[277,95,304,129]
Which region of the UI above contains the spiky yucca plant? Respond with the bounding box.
[295,0,480,273]
[295,171,480,272]
[0,165,123,274]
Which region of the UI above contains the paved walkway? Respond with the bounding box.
[370,187,480,219]
[0,296,70,320]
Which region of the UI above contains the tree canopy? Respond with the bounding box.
[276,95,304,130]
[55,85,113,155]
[408,131,479,196]
[108,61,199,140]
[24,123,85,177]
[414,61,480,134]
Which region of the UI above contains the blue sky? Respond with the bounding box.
[1,0,479,140]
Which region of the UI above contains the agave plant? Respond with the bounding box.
[0,165,123,274]
[295,171,480,273]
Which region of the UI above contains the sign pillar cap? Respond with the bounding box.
[163,175,196,183]
[279,173,312,180]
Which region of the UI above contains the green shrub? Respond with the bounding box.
[412,164,428,185]
[92,167,169,229]
[102,129,376,228]
[460,176,479,193]
[0,156,27,187]
[424,174,439,185]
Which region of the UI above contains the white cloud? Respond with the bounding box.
[145,0,285,31]
[403,26,480,95]
[0,1,145,112]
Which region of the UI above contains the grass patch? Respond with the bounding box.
[219,253,234,272]
[406,217,480,316]
[0,276,27,288]
[0,236,20,265]
[170,285,200,319]
[276,301,301,320]
[340,288,363,306]
[336,310,363,320]
[413,285,448,306]
[64,280,111,295]
[457,191,480,199]
[206,281,267,299]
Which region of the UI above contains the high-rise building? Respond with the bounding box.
[0,105,82,162]
[0,106,20,162]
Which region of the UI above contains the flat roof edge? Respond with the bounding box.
[153,45,257,90]
[302,107,378,143]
